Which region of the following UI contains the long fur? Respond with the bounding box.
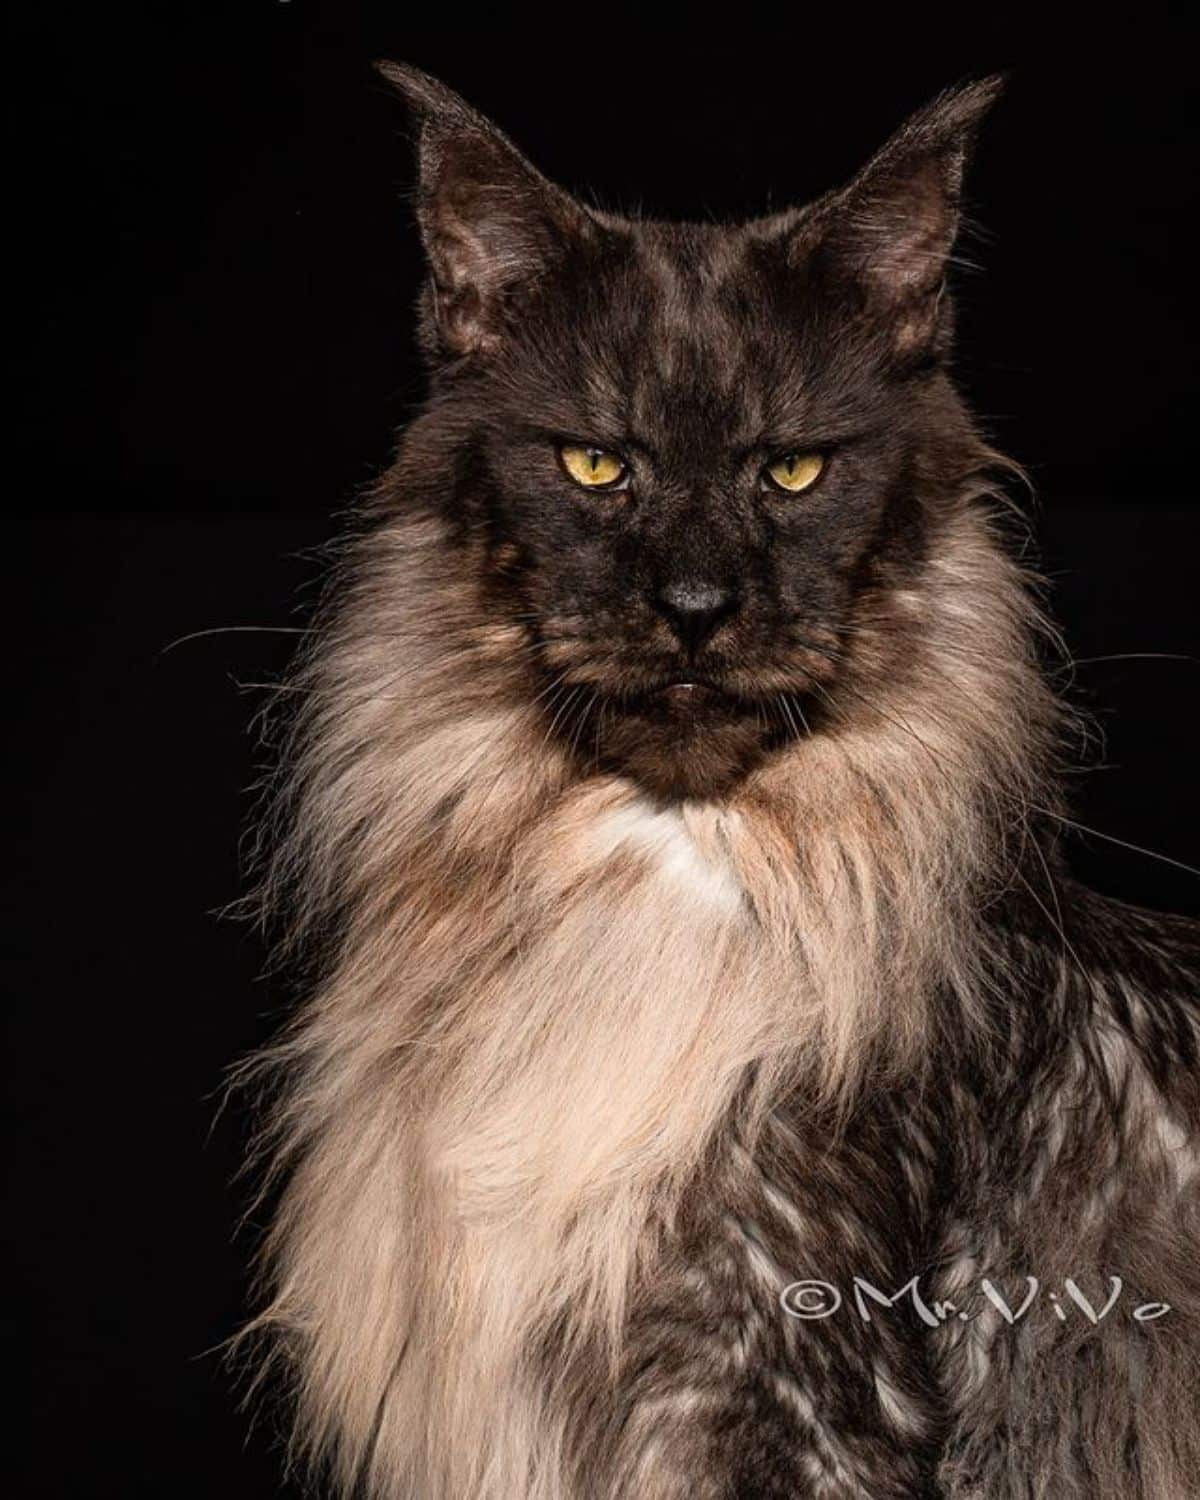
[237,70,1200,1500]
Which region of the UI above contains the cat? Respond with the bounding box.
[240,62,1200,1499]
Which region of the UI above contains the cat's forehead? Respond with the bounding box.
[512,213,861,452]
[628,219,765,343]
[631,218,755,293]
[593,217,815,444]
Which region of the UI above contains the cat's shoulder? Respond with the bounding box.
[1061,880,1200,1080]
[1065,879,1200,980]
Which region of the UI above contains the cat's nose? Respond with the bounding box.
[652,580,739,655]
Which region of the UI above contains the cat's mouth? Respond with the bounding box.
[655,676,719,702]
[548,669,820,794]
[626,675,757,723]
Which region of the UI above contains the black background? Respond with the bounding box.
[10,8,1198,1496]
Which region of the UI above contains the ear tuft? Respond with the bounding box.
[893,73,1007,159]
[374,60,489,132]
[375,61,593,359]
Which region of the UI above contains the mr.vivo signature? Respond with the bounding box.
[780,1276,1172,1328]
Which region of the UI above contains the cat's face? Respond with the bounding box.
[382,65,1000,796]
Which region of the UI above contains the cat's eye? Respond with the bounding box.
[762,452,826,495]
[558,444,629,490]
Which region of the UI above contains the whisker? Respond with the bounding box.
[1030,808,1200,882]
[157,625,311,658]
[1068,653,1197,667]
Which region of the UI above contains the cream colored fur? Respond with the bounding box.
[243,491,1056,1498]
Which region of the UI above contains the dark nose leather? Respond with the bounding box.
[652,580,738,655]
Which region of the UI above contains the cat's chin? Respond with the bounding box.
[592,683,778,800]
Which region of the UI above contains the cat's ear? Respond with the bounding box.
[376,62,595,358]
[812,76,1004,357]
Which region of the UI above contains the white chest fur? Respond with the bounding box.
[586,799,745,916]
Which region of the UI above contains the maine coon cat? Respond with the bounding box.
[243,63,1200,1498]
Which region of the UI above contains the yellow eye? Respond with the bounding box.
[559,444,628,489]
[764,451,825,494]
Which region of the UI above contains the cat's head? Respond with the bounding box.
[378,63,1005,798]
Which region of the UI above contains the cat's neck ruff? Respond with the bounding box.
[277,490,1053,1099]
